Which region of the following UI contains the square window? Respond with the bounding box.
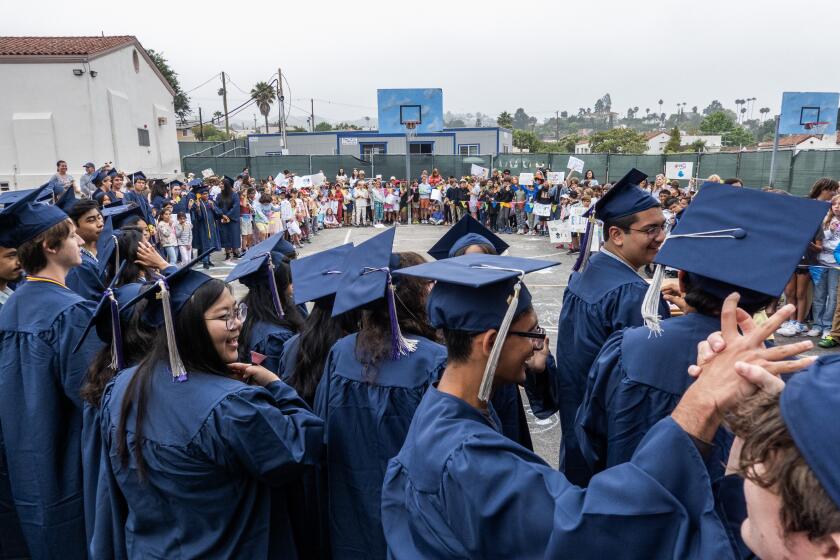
[410,142,433,154]
[138,128,151,147]
[458,144,479,156]
[361,143,387,157]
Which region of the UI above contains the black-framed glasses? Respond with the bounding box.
[508,326,547,350]
[627,224,665,237]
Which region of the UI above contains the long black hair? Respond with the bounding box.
[81,299,155,407]
[238,260,304,361]
[103,229,146,287]
[149,180,169,201]
[219,179,235,210]
[116,279,230,479]
[354,252,437,376]
[288,297,360,404]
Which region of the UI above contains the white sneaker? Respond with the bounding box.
[775,321,798,337]
[794,322,809,335]
[805,326,822,337]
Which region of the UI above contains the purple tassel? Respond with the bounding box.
[572,220,593,272]
[266,256,284,319]
[107,289,125,371]
[386,276,401,361]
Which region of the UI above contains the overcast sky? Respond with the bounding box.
[6,0,840,124]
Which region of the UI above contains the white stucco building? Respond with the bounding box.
[0,36,180,190]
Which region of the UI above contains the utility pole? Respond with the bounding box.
[198,107,203,141]
[277,67,288,149]
[221,72,230,137]
[555,110,560,142]
[253,114,258,133]
[310,98,315,132]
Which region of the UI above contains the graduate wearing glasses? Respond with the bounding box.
[525,168,671,486]
[95,256,323,558]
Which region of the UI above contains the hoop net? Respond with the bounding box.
[404,120,419,141]
[803,121,830,136]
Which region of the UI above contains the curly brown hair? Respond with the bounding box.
[729,391,840,540]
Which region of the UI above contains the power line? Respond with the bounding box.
[185,72,221,93]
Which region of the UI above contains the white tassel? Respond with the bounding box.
[478,281,521,403]
[158,280,188,382]
[642,262,667,336]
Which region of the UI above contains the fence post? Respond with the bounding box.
[787,151,796,193]
[605,152,610,184]
[735,151,741,179]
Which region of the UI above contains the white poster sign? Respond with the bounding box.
[340,137,359,145]
[470,164,489,178]
[566,206,590,233]
[296,173,326,188]
[547,171,565,184]
[548,220,572,243]
[665,161,694,180]
[567,156,585,174]
[533,202,552,217]
[201,168,215,178]
[519,173,535,186]
[430,188,443,202]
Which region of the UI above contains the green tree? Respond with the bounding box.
[497,111,514,128]
[250,81,276,133]
[663,127,682,153]
[191,124,230,141]
[446,118,466,128]
[699,111,754,147]
[513,130,540,152]
[512,108,531,130]
[702,100,724,115]
[147,49,190,119]
[588,128,646,153]
[682,139,706,152]
[334,122,362,130]
[290,126,306,132]
[559,133,586,152]
[726,127,755,148]
[314,121,333,131]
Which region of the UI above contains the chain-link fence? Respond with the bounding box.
[181,144,840,196]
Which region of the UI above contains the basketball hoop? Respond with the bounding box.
[404,120,419,142]
[803,121,830,135]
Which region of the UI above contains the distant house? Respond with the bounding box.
[0,35,180,190]
[756,133,840,154]
[644,131,671,155]
[574,139,591,154]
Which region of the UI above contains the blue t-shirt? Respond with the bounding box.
[419,184,432,199]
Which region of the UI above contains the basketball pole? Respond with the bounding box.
[768,114,781,187]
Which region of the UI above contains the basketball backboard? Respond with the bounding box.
[377,89,443,134]
[779,92,839,135]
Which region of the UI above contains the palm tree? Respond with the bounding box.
[691,105,698,114]
[250,81,276,133]
[212,110,223,124]
[658,99,664,120]
[645,108,650,120]
[759,107,771,123]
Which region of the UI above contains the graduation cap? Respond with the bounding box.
[119,249,214,382]
[106,168,118,179]
[168,179,185,188]
[0,184,68,248]
[394,253,559,401]
[641,184,829,333]
[72,261,128,368]
[55,185,78,213]
[128,171,146,183]
[780,354,840,510]
[0,186,54,207]
[290,243,353,305]
[573,168,657,272]
[96,217,120,282]
[427,215,509,260]
[226,234,297,315]
[103,201,145,229]
[187,178,203,188]
[332,228,416,359]
[222,175,235,187]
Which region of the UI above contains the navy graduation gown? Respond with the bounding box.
[0,280,103,559]
[217,195,241,249]
[66,250,104,301]
[248,321,297,376]
[576,312,732,477]
[529,250,670,486]
[96,363,324,558]
[381,385,735,560]
[314,333,447,559]
[123,190,154,224]
[279,333,301,385]
[190,198,221,254]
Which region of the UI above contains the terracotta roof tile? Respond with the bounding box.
[0,36,136,57]
[644,131,668,140]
